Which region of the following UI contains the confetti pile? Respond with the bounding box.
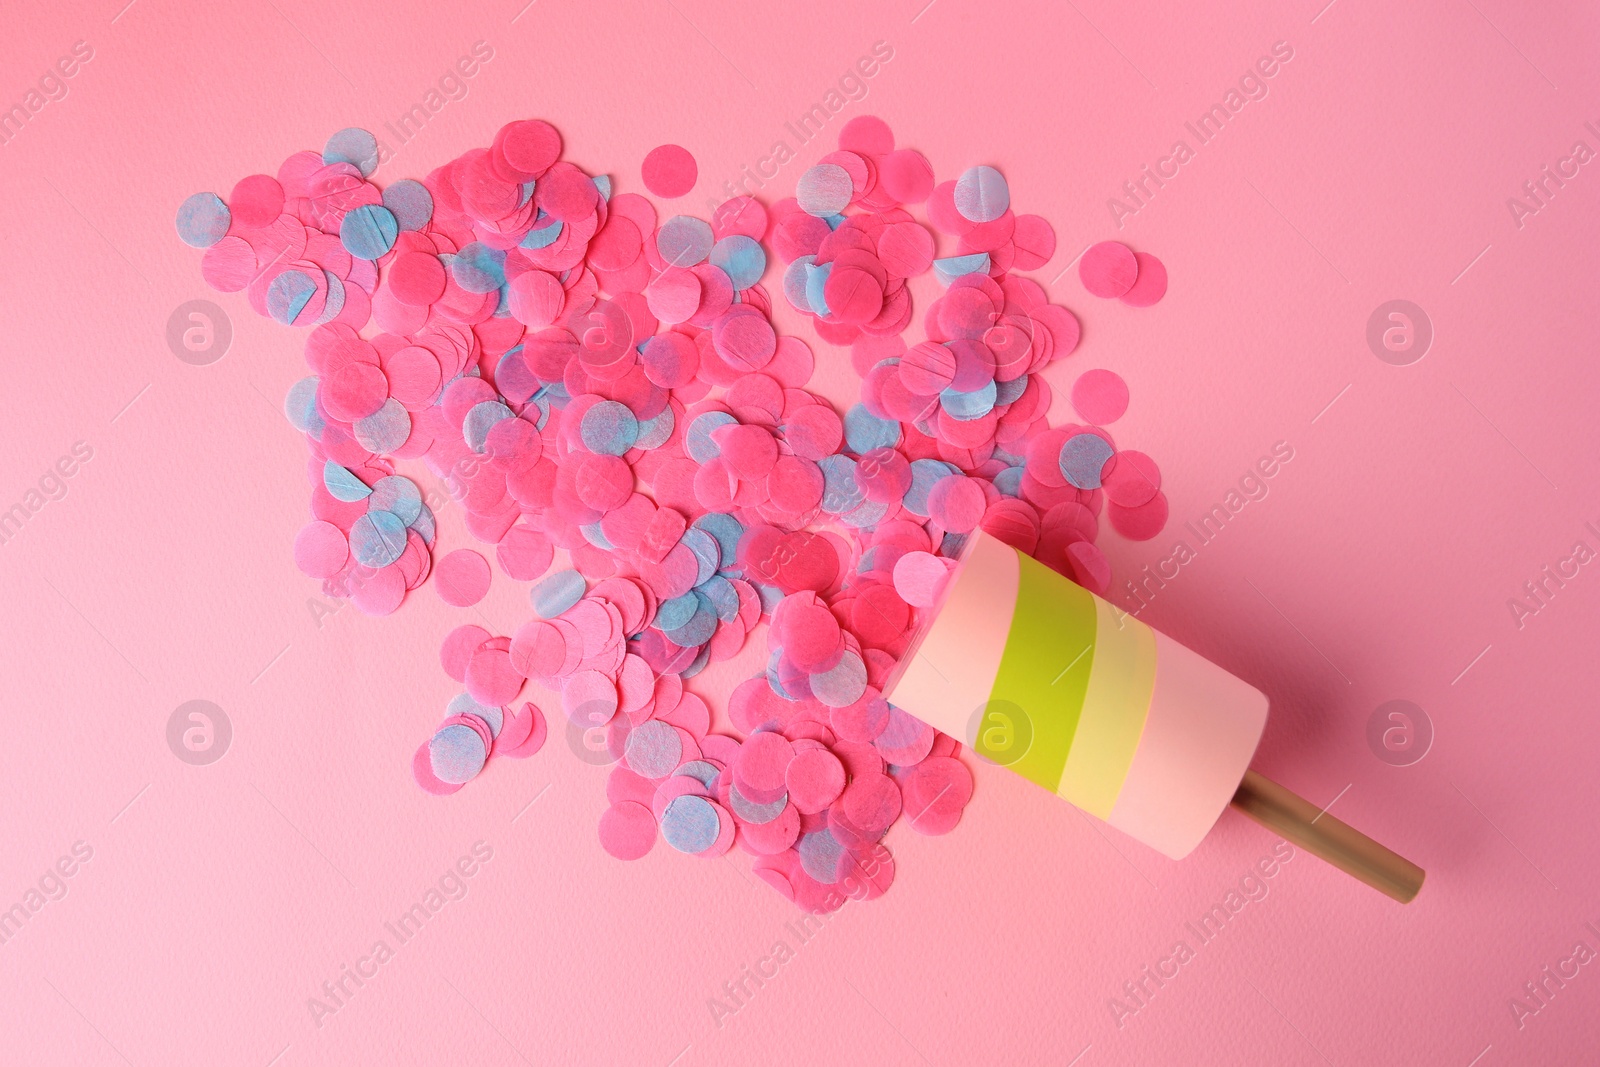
[178,115,1168,911]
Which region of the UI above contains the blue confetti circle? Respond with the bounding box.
[340,204,398,261]
[175,192,230,248]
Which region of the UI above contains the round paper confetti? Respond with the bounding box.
[175,193,230,248]
[1079,241,1139,298]
[660,794,719,853]
[642,144,698,198]
[294,521,348,579]
[1059,433,1116,490]
[435,549,492,607]
[430,724,488,784]
[1071,369,1130,425]
[954,165,1009,223]
[599,802,657,859]
[1120,251,1168,307]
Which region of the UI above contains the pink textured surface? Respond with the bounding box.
[3,2,1599,1066]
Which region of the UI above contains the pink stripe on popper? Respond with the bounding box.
[1105,631,1268,858]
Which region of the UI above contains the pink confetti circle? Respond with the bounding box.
[1079,241,1138,298]
[435,549,492,607]
[641,144,698,199]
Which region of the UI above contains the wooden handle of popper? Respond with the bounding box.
[1230,770,1425,903]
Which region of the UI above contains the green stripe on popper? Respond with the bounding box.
[979,550,1098,793]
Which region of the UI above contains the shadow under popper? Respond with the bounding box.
[885,530,1424,903]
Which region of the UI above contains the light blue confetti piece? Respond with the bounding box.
[525,392,555,429]
[463,400,514,454]
[805,259,833,317]
[592,174,612,200]
[685,410,737,463]
[634,405,675,450]
[939,379,998,421]
[657,215,714,268]
[796,163,853,217]
[902,459,955,517]
[756,583,783,614]
[580,400,639,456]
[766,653,802,702]
[495,348,538,405]
[661,794,720,853]
[284,377,323,435]
[1059,432,1116,489]
[824,213,847,230]
[521,217,563,250]
[340,204,398,261]
[175,192,230,248]
[447,692,505,738]
[783,255,815,312]
[354,399,411,454]
[797,829,844,884]
[933,253,991,285]
[699,574,739,622]
[657,593,699,632]
[382,178,433,231]
[581,522,616,551]
[682,643,713,679]
[450,242,506,293]
[324,461,372,502]
[266,269,318,325]
[994,466,1025,497]
[627,720,683,780]
[410,505,436,545]
[693,513,744,569]
[323,127,379,176]
[430,724,487,784]
[317,271,346,324]
[676,761,720,789]
[349,510,408,568]
[729,779,787,825]
[709,235,766,290]
[994,374,1028,405]
[940,532,969,558]
[839,496,890,530]
[843,403,902,453]
[368,476,422,526]
[681,528,720,584]
[665,601,717,648]
[954,164,1010,223]
[531,569,586,619]
[818,454,861,513]
[875,705,926,760]
[810,649,867,708]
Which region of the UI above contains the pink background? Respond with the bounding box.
[4,0,1599,1063]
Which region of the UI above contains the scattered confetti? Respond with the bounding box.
[180,113,1172,913]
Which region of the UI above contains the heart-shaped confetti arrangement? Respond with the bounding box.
[178,115,1169,911]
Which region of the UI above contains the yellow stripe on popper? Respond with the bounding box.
[1057,595,1159,818]
[978,549,1098,793]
